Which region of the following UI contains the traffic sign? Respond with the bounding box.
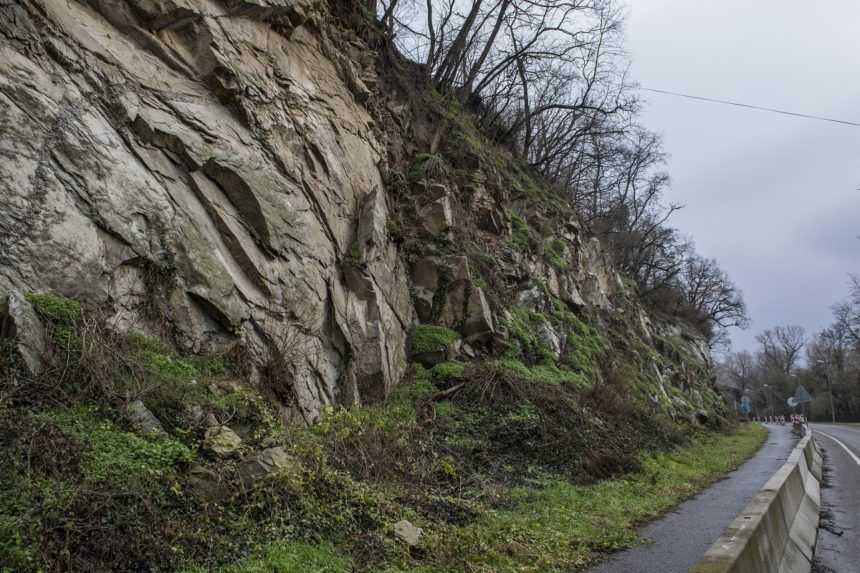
[794,385,812,404]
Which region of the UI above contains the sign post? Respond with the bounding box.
[789,385,813,420]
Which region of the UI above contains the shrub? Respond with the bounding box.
[408,153,448,181]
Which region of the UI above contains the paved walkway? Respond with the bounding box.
[811,424,860,572]
[586,425,795,573]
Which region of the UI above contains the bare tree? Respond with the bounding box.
[832,275,860,346]
[681,255,749,330]
[757,326,806,376]
[380,0,747,341]
[720,349,763,409]
[723,350,757,393]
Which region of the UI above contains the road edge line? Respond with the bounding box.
[815,430,860,467]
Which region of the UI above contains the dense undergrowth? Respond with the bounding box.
[0,292,754,572]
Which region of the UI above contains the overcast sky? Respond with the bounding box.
[625,0,860,352]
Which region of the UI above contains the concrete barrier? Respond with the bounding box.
[689,433,822,573]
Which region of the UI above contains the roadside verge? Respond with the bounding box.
[690,433,822,573]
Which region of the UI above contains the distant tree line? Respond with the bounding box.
[720,277,860,422]
[373,0,747,342]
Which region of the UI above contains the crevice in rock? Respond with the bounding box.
[201,159,274,253]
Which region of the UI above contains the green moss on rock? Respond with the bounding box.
[24,292,81,324]
[503,307,555,364]
[544,237,569,270]
[429,361,466,383]
[509,211,532,252]
[410,325,460,354]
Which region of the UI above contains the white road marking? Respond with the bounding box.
[816,423,860,432]
[815,430,860,467]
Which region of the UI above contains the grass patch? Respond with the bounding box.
[495,357,586,387]
[428,361,466,383]
[24,292,81,324]
[499,305,603,387]
[509,210,533,252]
[410,325,460,355]
[502,307,557,363]
[421,423,767,572]
[191,541,353,573]
[425,91,566,213]
[544,237,570,270]
[408,153,447,181]
[25,292,81,350]
[34,407,193,485]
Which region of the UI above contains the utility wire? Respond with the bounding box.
[640,87,860,127]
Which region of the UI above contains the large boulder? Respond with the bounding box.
[467,183,505,234]
[394,519,424,547]
[125,400,167,437]
[0,291,50,377]
[187,464,231,502]
[409,325,461,367]
[417,185,454,236]
[462,287,495,340]
[204,423,243,457]
[411,257,441,323]
[537,320,563,361]
[238,446,300,485]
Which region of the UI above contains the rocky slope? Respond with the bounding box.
[1,0,720,422]
[0,2,731,570]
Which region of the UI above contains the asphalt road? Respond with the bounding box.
[587,425,795,573]
[810,423,860,573]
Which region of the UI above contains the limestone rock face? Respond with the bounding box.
[0,0,413,421]
[411,257,440,322]
[537,320,562,361]
[462,287,494,340]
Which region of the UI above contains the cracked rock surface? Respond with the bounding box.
[0,0,412,422]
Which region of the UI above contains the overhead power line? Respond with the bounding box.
[640,87,860,127]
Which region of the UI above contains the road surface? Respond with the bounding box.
[810,423,860,573]
[587,425,795,573]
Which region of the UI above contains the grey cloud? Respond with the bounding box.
[626,0,860,351]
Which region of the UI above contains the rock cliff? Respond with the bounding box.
[1,0,416,423]
[0,0,720,423]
